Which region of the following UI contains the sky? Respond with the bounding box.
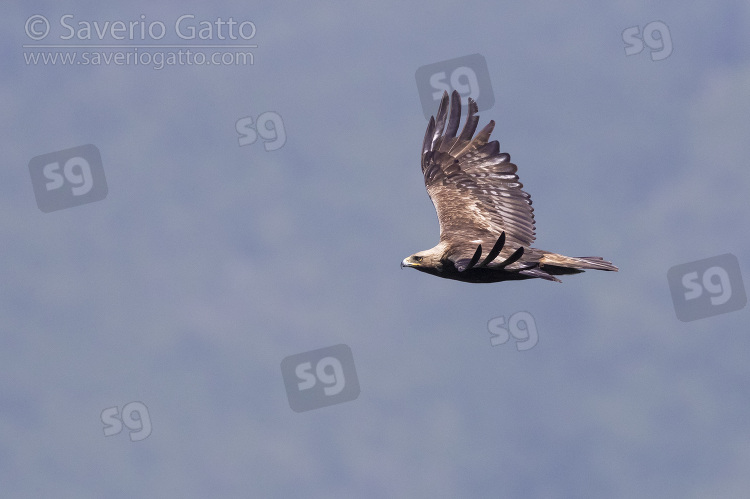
[2,1,750,497]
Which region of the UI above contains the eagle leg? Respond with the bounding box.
[462,244,483,271]
[496,246,525,268]
[477,232,505,268]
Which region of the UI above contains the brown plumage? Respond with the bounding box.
[401,90,617,283]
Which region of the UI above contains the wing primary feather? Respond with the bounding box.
[457,115,479,144]
[496,246,525,268]
[453,97,479,151]
[444,90,462,138]
[452,119,494,158]
[463,244,483,271]
[421,116,436,168]
[471,120,495,147]
[431,91,450,147]
[478,232,505,268]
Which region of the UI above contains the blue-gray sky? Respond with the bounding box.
[3,1,750,497]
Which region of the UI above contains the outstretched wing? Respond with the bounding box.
[421,90,536,266]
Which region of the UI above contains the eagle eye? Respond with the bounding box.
[414,256,423,262]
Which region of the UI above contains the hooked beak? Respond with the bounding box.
[401,258,416,269]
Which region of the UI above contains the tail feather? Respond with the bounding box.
[518,268,562,282]
[539,253,618,272]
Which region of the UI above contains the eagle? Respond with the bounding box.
[401,90,618,283]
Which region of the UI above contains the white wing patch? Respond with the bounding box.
[467,202,494,232]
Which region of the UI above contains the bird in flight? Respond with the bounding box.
[401,90,617,283]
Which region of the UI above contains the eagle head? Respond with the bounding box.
[401,248,443,272]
